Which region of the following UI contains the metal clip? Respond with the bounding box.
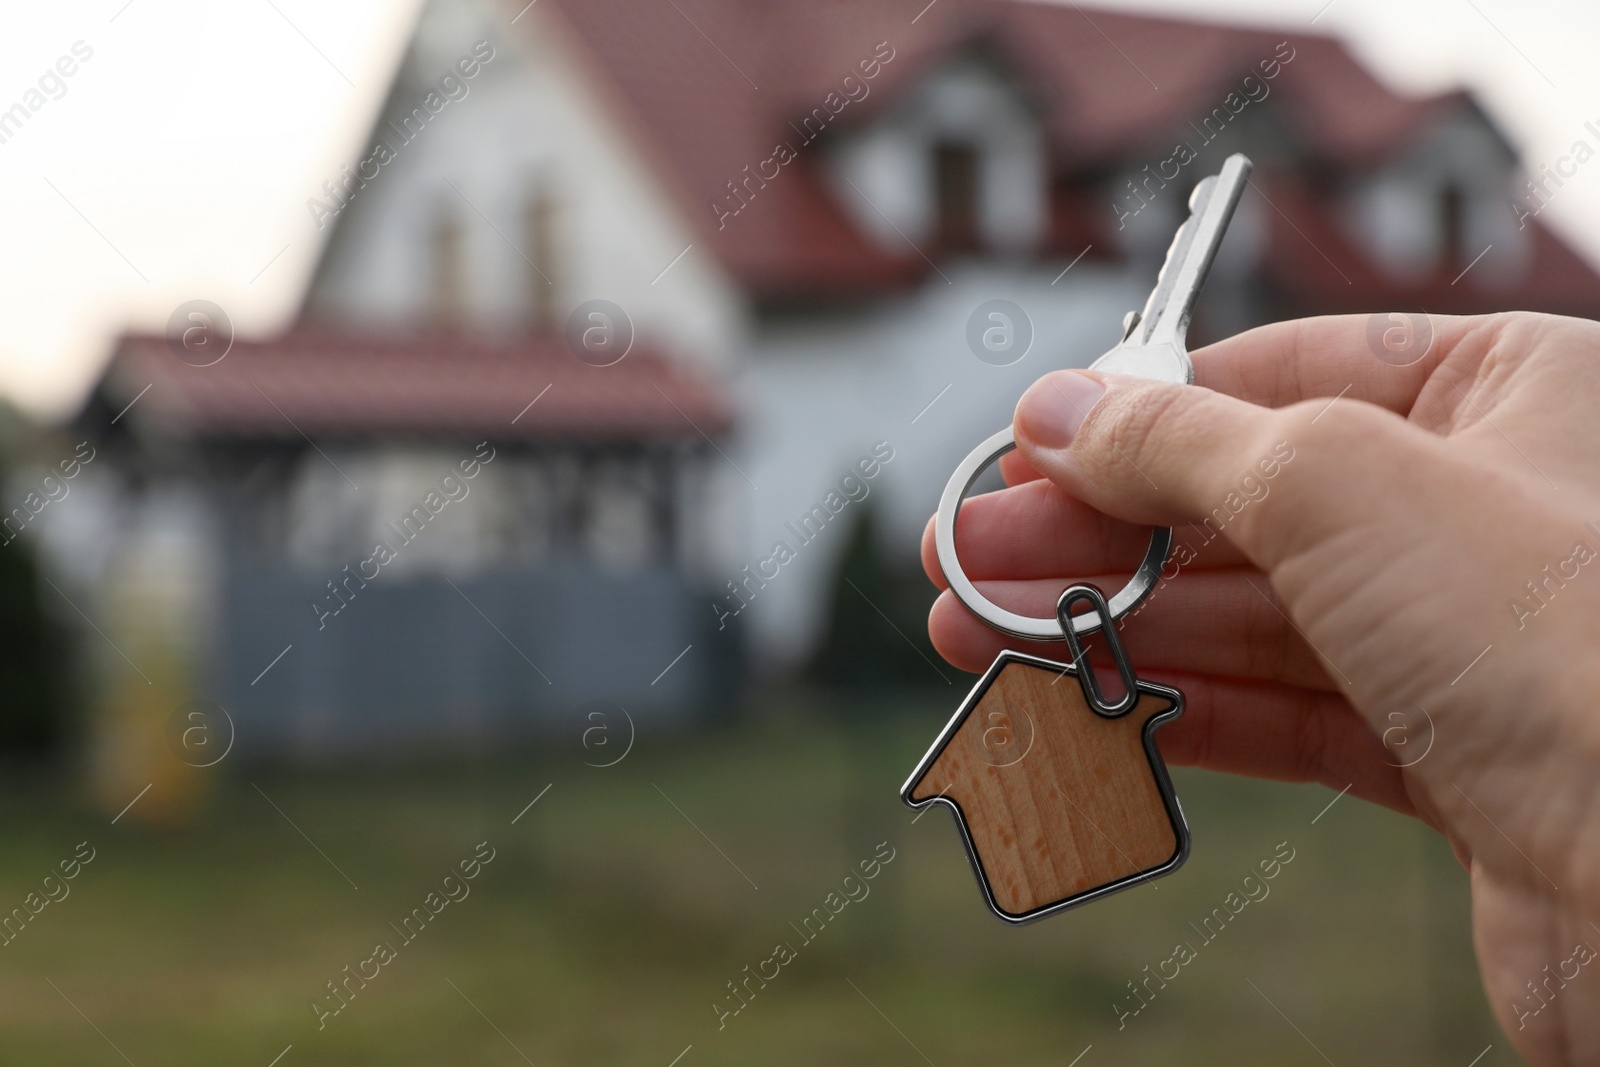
[1057,585,1138,717]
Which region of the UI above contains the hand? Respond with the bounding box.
[920,312,1600,1065]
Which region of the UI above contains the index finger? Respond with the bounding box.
[1191,313,1476,412]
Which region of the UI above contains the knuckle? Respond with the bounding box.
[1272,397,1364,454]
[1274,394,1412,458]
[1091,383,1189,481]
[1231,399,1389,545]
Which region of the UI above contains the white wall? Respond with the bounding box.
[731,259,1155,670]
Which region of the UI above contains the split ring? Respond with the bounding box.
[934,427,1172,641]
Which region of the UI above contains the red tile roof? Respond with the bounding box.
[537,0,1453,298]
[1254,174,1600,318]
[102,330,734,441]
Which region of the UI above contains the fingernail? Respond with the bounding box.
[1016,371,1106,449]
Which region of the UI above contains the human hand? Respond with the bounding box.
[920,312,1600,1065]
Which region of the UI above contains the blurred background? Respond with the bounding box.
[1,0,1596,1062]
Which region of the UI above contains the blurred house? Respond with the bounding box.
[73,332,734,761]
[64,0,1600,759]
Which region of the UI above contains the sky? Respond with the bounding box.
[0,0,1595,419]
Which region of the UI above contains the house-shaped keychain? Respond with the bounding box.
[901,649,1189,924]
[913,158,1255,926]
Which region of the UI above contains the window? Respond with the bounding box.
[1438,181,1464,272]
[431,207,466,327]
[582,460,656,572]
[523,185,561,332]
[932,140,981,251]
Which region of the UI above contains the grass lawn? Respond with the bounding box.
[0,694,1511,1065]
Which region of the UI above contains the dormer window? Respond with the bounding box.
[1438,180,1464,272]
[827,55,1045,258]
[1347,113,1531,288]
[933,140,981,251]
[431,207,466,327]
[524,184,561,332]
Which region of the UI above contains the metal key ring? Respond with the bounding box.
[935,426,1172,641]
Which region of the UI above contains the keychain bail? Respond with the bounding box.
[1058,585,1139,717]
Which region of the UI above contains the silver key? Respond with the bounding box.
[1091,153,1252,385]
[933,153,1255,643]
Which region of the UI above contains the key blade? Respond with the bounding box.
[1126,153,1252,352]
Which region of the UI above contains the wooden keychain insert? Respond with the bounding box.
[902,586,1188,924]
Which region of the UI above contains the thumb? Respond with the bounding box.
[1012,369,1429,571]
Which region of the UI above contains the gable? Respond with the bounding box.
[305,0,743,369]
